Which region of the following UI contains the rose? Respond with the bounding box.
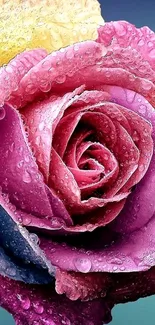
[1,20,155,324]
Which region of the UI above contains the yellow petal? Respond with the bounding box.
[0,0,104,66]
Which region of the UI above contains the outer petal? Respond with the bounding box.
[0,244,52,284]
[7,39,155,108]
[103,86,155,233]
[0,275,111,325]
[97,21,155,75]
[0,197,55,280]
[0,48,47,106]
[40,213,155,273]
[0,103,72,228]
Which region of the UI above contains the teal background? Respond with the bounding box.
[1,295,155,324]
[1,0,155,324]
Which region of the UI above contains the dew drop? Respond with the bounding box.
[32,321,40,325]
[6,267,16,277]
[23,215,32,226]
[149,48,155,58]
[61,319,71,325]
[33,302,44,314]
[30,233,39,244]
[39,121,45,131]
[104,154,109,160]
[35,135,41,146]
[148,41,153,47]
[73,44,80,51]
[0,107,6,120]
[17,160,24,168]
[47,308,53,315]
[56,75,66,84]
[138,164,145,172]
[110,258,123,265]
[23,171,32,183]
[17,295,31,310]
[132,130,140,142]
[42,320,56,325]
[9,142,15,152]
[25,156,30,163]
[139,104,146,115]
[74,257,92,273]
[138,39,145,46]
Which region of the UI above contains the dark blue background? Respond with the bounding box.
[1,0,155,324]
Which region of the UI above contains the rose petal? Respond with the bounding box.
[103,86,155,233]
[6,38,155,109]
[8,41,106,108]
[0,275,110,325]
[0,193,55,278]
[39,210,155,273]
[56,265,155,304]
[0,104,52,217]
[56,269,111,301]
[0,48,47,106]
[97,21,155,78]
[97,21,155,105]
[0,103,72,228]
[22,86,84,181]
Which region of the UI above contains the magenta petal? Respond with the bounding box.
[40,212,155,273]
[0,275,111,325]
[0,104,72,229]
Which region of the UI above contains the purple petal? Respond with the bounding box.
[0,275,111,325]
[102,86,155,233]
[39,214,155,273]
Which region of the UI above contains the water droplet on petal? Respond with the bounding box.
[17,160,24,168]
[0,107,6,120]
[33,302,44,314]
[138,39,145,46]
[42,320,56,325]
[9,142,15,152]
[23,171,32,183]
[139,104,146,115]
[47,308,53,315]
[39,121,45,131]
[32,321,40,325]
[149,48,155,58]
[30,233,39,244]
[73,44,80,52]
[61,319,71,325]
[23,215,32,226]
[25,156,30,163]
[138,164,145,172]
[74,257,92,273]
[110,258,123,265]
[55,75,66,84]
[17,295,31,310]
[6,267,16,277]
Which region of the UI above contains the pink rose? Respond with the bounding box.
[1,21,155,324]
